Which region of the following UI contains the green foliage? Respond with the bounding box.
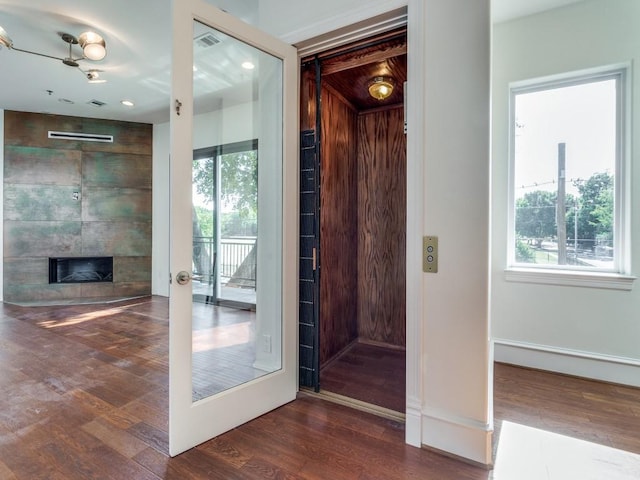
[515,190,557,244]
[194,206,214,238]
[515,238,535,263]
[192,149,258,219]
[572,172,613,243]
[220,212,257,237]
[515,172,613,249]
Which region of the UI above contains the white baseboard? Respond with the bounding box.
[405,396,422,447]
[494,339,640,388]
[421,408,493,466]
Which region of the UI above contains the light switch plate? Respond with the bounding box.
[423,236,438,273]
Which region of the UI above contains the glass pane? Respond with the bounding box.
[192,154,217,303]
[218,146,257,305]
[191,20,283,401]
[513,78,617,269]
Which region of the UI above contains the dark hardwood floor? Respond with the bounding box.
[1,296,639,479]
[319,342,405,414]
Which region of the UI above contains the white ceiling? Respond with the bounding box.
[0,0,584,125]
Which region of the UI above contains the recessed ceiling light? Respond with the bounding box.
[121,100,134,107]
[58,98,74,104]
[241,61,255,70]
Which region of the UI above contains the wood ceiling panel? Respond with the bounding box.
[317,31,407,112]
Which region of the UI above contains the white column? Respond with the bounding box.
[415,0,493,465]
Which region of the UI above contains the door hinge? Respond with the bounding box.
[175,99,183,116]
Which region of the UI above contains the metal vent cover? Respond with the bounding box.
[87,99,106,107]
[194,32,221,49]
[48,131,114,143]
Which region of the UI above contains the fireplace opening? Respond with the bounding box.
[49,257,113,284]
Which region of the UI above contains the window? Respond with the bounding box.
[508,66,630,282]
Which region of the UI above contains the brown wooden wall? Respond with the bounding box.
[3,111,152,303]
[319,86,359,365]
[357,106,406,346]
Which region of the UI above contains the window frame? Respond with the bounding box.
[506,64,634,289]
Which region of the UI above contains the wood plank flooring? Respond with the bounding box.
[319,342,405,413]
[1,296,639,479]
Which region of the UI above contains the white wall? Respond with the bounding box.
[258,0,406,44]
[152,102,257,297]
[417,0,492,464]
[491,0,640,386]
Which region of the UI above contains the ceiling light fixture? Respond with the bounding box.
[86,69,106,84]
[121,100,134,107]
[78,31,106,61]
[368,76,394,100]
[0,25,107,68]
[241,61,255,70]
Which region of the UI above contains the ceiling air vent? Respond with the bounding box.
[194,32,221,49]
[48,131,114,143]
[87,99,106,107]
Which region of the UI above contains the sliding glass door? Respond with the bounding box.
[192,141,257,308]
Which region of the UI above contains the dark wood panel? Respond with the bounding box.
[357,107,406,346]
[4,145,82,185]
[319,87,359,366]
[300,64,317,132]
[323,54,406,112]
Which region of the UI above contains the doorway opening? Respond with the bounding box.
[299,28,407,416]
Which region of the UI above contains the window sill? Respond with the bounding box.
[504,267,636,291]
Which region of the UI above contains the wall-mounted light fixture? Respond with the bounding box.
[368,76,394,100]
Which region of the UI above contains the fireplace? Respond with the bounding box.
[49,257,114,284]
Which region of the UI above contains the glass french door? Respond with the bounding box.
[169,0,298,456]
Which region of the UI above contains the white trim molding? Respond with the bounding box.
[421,407,493,466]
[494,339,640,388]
[505,268,636,290]
[280,0,407,46]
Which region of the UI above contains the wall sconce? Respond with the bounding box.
[368,76,394,100]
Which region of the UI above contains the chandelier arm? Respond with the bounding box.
[10,46,65,62]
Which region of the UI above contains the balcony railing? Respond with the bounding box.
[192,236,256,289]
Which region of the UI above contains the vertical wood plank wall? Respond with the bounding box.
[319,87,359,365]
[3,111,152,303]
[357,107,406,347]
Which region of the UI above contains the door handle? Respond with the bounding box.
[176,271,192,285]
